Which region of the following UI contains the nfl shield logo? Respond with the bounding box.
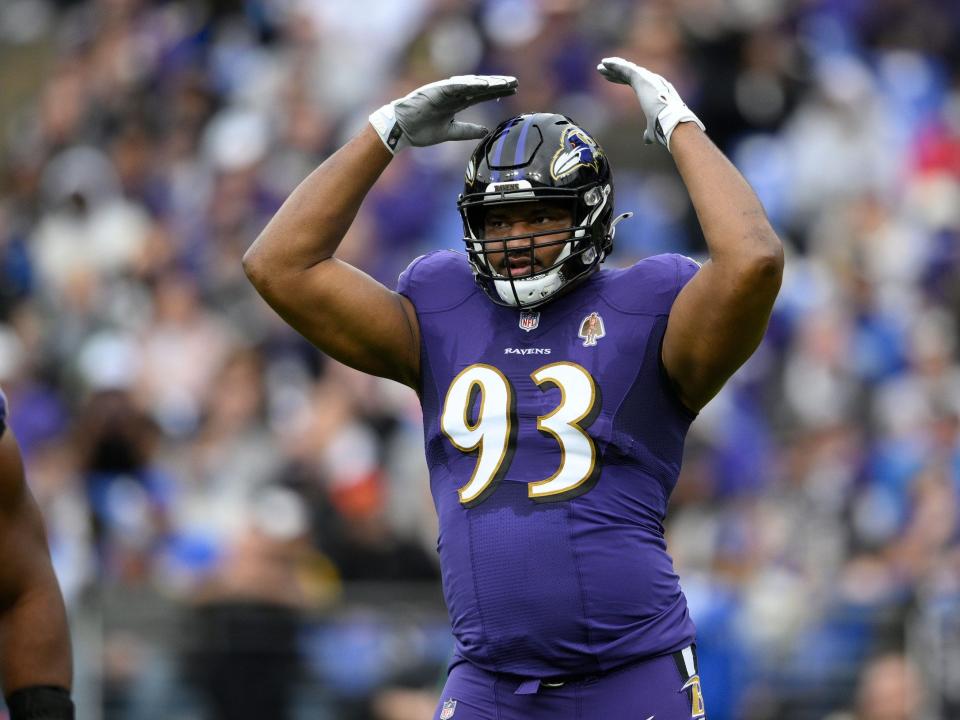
[440,699,457,719]
[519,310,540,332]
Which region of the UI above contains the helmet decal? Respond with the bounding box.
[550,127,603,181]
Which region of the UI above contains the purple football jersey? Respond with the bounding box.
[398,250,701,677]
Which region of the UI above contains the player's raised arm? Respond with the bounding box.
[0,426,74,720]
[242,75,517,389]
[598,57,784,412]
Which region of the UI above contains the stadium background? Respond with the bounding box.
[1,0,959,717]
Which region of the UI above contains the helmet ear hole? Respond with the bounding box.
[584,187,602,206]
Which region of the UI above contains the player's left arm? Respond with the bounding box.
[0,428,73,714]
[662,124,783,411]
[598,57,784,412]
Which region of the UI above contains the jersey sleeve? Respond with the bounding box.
[674,253,701,290]
[660,254,702,418]
[602,253,702,315]
[396,250,477,313]
[396,253,430,298]
[603,254,702,418]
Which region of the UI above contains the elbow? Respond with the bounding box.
[242,244,282,302]
[242,242,268,290]
[241,247,257,280]
[746,229,784,287]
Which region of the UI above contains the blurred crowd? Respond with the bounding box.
[2,0,960,718]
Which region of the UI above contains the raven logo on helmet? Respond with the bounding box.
[551,127,603,180]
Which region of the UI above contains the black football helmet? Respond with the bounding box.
[458,113,624,308]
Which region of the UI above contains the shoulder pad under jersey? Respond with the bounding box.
[599,253,701,315]
[396,250,478,313]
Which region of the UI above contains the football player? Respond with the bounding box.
[0,392,74,720]
[244,57,783,719]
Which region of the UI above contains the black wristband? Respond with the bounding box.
[5,686,74,720]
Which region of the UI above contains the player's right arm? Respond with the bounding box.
[244,127,415,384]
[243,75,517,389]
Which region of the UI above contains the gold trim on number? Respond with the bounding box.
[527,361,597,499]
[440,363,513,505]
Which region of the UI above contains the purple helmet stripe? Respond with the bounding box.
[489,116,520,182]
[513,114,537,169]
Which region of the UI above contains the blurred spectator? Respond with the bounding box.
[182,485,311,720]
[825,652,923,720]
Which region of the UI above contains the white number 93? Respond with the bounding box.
[440,362,599,506]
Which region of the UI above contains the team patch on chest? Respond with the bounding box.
[578,311,606,347]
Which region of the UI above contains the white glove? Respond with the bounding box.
[369,75,518,155]
[597,57,704,152]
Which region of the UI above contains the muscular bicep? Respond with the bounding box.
[662,253,782,412]
[250,257,421,389]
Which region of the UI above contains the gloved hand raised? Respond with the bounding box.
[597,57,704,152]
[369,75,518,155]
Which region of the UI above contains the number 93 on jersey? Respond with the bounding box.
[440,361,600,507]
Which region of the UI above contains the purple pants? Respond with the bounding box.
[432,646,706,720]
